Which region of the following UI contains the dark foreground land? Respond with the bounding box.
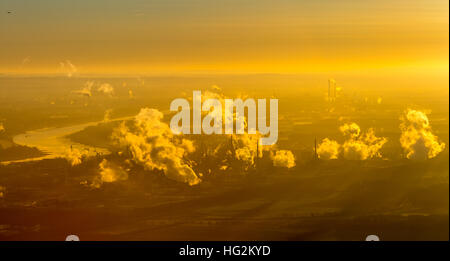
[0,153,448,241]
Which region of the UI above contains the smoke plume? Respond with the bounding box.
[339,122,361,139]
[342,127,387,160]
[60,60,77,77]
[198,87,295,169]
[233,133,261,167]
[112,108,201,186]
[97,83,115,96]
[64,148,87,166]
[400,109,446,159]
[317,122,387,160]
[91,159,128,188]
[271,150,296,168]
[317,138,340,159]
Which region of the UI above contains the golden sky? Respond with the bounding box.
[0,0,448,74]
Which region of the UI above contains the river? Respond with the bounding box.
[1,116,133,165]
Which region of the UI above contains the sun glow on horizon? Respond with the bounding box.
[0,0,448,76]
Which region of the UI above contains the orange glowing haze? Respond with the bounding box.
[0,0,448,75]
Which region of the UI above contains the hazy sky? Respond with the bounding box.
[1,0,448,74]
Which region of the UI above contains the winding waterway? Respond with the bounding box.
[1,116,132,165]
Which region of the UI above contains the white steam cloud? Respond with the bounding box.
[64,148,87,166]
[339,122,361,139]
[112,108,201,186]
[342,127,387,160]
[60,60,77,78]
[73,81,115,98]
[232,133,262,168]
[317,122,387,160]
[317,138,340,160]
[198,87,295,169]
[97,83,115,96]
[400,109,446,160]
[91,159,128,188]
[271,150,296,168]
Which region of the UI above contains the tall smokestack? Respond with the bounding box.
[255,139,259,171]
[230,135,235,158]
[314,138,318,160]
[334,81,337,99]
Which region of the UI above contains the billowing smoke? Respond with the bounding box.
[400,109,446,160]
[64,148,87,166]
[231,134,296,169]
[339,122,361,139]
[231,133,296,169]
[271,150,296,168]
[232,133,262,168]
[97,83,115,96]
[317,138,340,159]
[342,127,387,160]
[60,60,77,77]
[73,81,115,97]
[317,122,387,160]
[197,87,296,169]
[91,159,128,188]
[112,108,201,186]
